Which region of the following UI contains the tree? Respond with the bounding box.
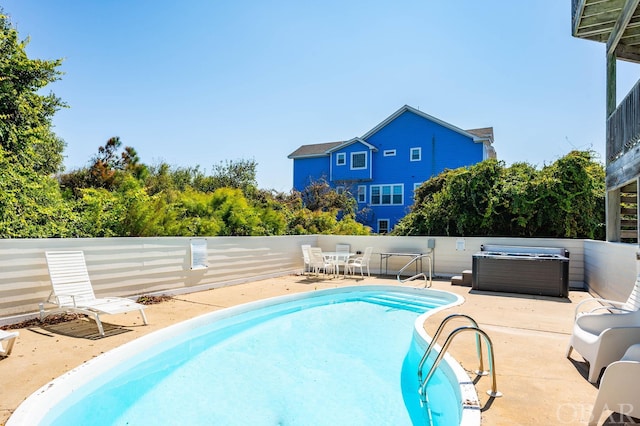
[0,148,76,237]
[144,163,208,195]
[393,151,605,239]
[60,137,149,197]
[209,187,261,236]
[299,178,357,216]
[0,11,73,237]
[143,160,257,195]
[0,11,66,174]
[209,159,258,195]
[91,136,147,184]
[534,151,605,238]
[75,176,165,237]
[166,189,223,236]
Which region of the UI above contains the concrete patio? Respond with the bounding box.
[0,274,629,425]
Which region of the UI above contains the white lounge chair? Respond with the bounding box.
[346,247,373,277]
[0,329,18,356]
[43,251,148,336]
[567,253,640,383]
[589,344,640,426]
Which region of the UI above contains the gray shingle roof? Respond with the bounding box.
[465,127,494,143]
[287,141,343,159]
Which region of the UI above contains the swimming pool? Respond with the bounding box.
[8,285,479,425]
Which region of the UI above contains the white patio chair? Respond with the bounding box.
[301,244,312,275]
[588,344,640,426]
[334,243,351,275]
[566,308,640,383]
[307,247,335,277]
[567,252,640,382]
[43,251,148,337]
[0,329,18,356]
[573,269,640,319]
[347,247,373,277]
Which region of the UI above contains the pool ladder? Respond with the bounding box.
[397,254,432,287]
[417,314,502,403]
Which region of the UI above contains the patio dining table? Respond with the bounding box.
[322,251,355,277]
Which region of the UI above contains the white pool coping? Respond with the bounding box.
[7,285,477,426]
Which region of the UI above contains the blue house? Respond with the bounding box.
[288,105,496,233]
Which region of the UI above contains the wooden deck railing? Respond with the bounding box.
[607,78,640,164]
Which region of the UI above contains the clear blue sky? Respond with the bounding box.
[4,1,639,191]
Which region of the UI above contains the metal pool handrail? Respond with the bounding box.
[397,254,432,287]
[419,325,502,401]
[417,313,486,383]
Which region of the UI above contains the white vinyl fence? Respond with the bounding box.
[0,236,315,320]
[0,235,635,324]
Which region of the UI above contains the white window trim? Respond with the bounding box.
[350,151,367,170]
[410,147,422,162]
[357,185,366,203]
[383,149,396,157]
[336,152,346,166]
[370,184,404,206]
[336,185,345,194]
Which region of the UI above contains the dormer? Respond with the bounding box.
[326,138,378,183]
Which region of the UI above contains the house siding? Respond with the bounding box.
[293,156,329,190]
[289,106,490,232]
[330,143,372,182]
[367,110,482,181]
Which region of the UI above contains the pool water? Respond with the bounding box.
[15,288,465,426]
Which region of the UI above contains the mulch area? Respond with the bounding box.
[1,312,84,330]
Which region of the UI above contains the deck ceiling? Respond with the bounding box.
[573,0,640,63]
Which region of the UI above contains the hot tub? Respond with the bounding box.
[471,245,569,297]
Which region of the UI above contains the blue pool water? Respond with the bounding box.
[12,287,466,426]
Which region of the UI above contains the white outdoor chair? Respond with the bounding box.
[573,271,640,319]
[301,244,312,275]
[566,308,640,383]
[307,247,335,277]
[0,329,18,356]
[334,244,351,275]
[589,344,640,426]
[567,253,640,383]
[347,247,373,277]
[43,251,148,336]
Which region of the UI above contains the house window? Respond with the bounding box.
[382,186,392,204]
[393,185,402,204]
[371,186,380,204]
[378,219,390,234]
[351,151,367,170]
[413,182,422,200]
[336,185,345,194]
[370,184,403,205]
[336,153,346,166]
[410,147,421,161]
[357,185,366,203]
[383,149,396,157]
